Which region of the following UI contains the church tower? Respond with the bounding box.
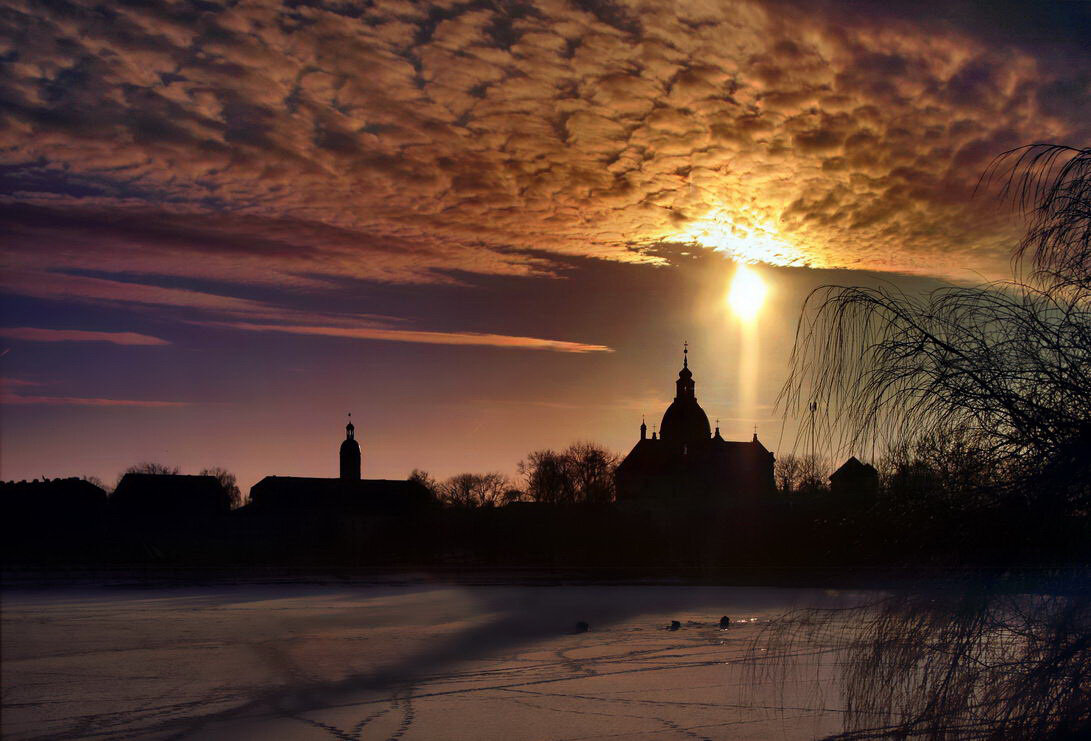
[658,343,712,445]
[340,416,361,480]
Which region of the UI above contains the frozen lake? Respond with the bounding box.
[2,582,861,739]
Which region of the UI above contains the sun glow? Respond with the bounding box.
[674,208,811,266]
[728,263,767,321]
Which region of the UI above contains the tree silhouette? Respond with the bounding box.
[118,462,179,489]
[408,469,440,501]
[438,472,510,508]
[518,442,619,504]
[774,453,829,495]
[124,462,180,475]
[782,145,1090,513]
[199,467,243,509]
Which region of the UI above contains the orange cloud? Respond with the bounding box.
[0,327,169,345]
[210,321,613,353]
[1,0,1087,289]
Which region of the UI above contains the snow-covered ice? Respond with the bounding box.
[2,583,859,739]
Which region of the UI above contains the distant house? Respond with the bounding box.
[615,347,775,504]
[111,474,231,518]
[1,477,107,525]
[829,457,880,498]
[245,418,431,516]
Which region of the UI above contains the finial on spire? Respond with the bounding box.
[683,340,688,368]
[752,424,758,442]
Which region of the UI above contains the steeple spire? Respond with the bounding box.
[640,414,647,440]
[675,341,695,400]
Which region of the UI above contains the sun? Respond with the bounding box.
[727,263,767,321]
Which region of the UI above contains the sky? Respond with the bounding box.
[1,0,1089,491]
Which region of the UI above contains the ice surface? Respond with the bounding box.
[2,583,861,739]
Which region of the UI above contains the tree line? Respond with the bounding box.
[410,441,621,508]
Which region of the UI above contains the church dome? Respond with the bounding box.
[660,397,711,444]
[659,347,711,445]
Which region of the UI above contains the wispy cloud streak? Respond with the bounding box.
[1,394,188,407]
[0,327,169,345]
[211,322,613,353]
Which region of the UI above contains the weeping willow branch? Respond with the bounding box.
[982,144,1091,293]
[781,144,1091,508]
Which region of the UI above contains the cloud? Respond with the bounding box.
[0,375,187,406]
[0,268,610,352]
[0,269,277,315]
[0,394,188,407]
[1,377,42,388]
[207,321,613,353]
[0,327,169,345]
[0,0,1088,293]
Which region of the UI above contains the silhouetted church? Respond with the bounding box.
[616,346,775,504]
[247,417,429,514]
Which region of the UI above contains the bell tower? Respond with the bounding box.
[340,414,361,480]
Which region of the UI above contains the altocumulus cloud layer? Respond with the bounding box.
[2,0,1089,294]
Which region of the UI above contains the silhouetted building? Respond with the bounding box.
[248,476,429,514]
[247,417,430,515]
[111,474,231,518]
[830,457,880,498]
[1,477,107,524]
[615,347,775,504]
[340,418,361,480]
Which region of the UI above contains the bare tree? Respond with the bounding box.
[564,441,620,504]
[123,462,180,475]
[774,453,805,494]
[518,449,571,504]
[118,462,179,490]
[775,453,830,495]
[438,472,510,508]
[518,442,620,504]
[80,475,110,493]
[880,429,999,508]
[408,469,440,502]
[199,467,243,509]
[781,144,1091,512]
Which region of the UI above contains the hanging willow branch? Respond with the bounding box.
[781,145,1091,508]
